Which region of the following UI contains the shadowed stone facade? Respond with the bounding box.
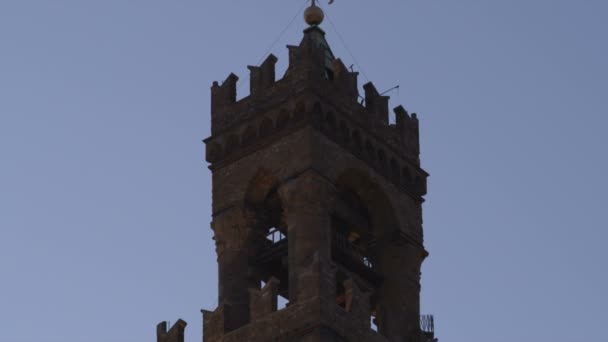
[156,20,436,342]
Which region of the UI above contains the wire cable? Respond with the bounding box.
[324,11,371,84]
[256,0,310,65]
[236,0,308,93]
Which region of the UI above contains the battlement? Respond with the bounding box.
[201,264,394,342]
[208,27,420,154]
[156,319,187,342]
[248,54,278,98]
[205,28,427,200]
[249,277,281,319]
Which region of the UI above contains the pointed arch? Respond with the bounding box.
[244,168,280,206]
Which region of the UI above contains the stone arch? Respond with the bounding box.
[244,169,289,299]
[332,169,412,338]
[244,168,280,206]
[333,168,398,241]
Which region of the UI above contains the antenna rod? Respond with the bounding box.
[380,85,400,96]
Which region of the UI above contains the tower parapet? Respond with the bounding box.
[363,82,389,125]
[205,26,427,202]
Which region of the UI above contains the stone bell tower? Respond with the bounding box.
[156,3,436,342]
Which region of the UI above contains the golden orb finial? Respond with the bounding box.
[304,0,325,26]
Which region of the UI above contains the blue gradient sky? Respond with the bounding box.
[1,1,606,341]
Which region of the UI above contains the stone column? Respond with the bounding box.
[211,205,256,332]
[278,171,336,304]
[376,240,423,341]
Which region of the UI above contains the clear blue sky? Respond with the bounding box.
[1,1,606,341]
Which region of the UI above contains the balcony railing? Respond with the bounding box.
[332,232,373,267]
[254,228,289,298]
[331,231,382,286]
[420,315,435,339]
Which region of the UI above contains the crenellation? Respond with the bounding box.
[202,307,225,341]
[393,105,422,159]
[394,105,410,127]
[248,54,278,98]
[211,73,238,115]
[249,277,281,319]
[332,58,359,101]
[363,82,390,125]
[156,319,187,342]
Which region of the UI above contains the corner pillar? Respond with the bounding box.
[211,205,256,332]
[278,171,336,304]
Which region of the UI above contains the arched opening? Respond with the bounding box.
[245,170,290,305]
[330,183,379,287]
[252,188,289,301]
[332,169,401,336]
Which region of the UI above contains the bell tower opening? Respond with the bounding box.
[251,187,290,305]
[331,186,381,288]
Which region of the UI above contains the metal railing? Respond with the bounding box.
[332,231,374,269]
[420,315,435,334]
